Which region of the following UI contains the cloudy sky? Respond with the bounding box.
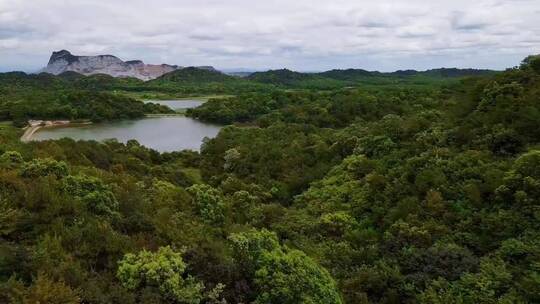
[0,0,539,72]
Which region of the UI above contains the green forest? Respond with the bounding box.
[0,55,539,303]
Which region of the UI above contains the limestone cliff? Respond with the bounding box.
[41,50,197,81]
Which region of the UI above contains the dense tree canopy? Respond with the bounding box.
[117,246,205,303]
[0,55,539,303]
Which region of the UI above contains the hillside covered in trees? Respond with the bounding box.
[0,55,539,303]
[0,72,173,126]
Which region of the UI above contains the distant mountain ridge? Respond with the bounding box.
[38,49,497,84]
[41,50,216,81]
[386,67,496,78]
[244,67,496,87]
[317,67,496,79]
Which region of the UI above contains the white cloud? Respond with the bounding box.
[0,0,539,71]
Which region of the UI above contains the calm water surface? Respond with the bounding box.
[32,100,221,152]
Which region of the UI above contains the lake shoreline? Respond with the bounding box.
[24,115,222,152]
[22,99,221,151]
[144,113,185,117]
[21,120,92,142]
[134,94,233,101]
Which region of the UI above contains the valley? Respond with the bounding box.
[0,50,539,303]
[27,99,222,152]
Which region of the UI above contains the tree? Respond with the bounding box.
[254,249,343,304]
[319,211,355,237]
[20,158,68,178]
[24,273,81,304]
[0,151,23,169]
[117,246,204,303]
[488,128,523,155]
[419,257,518,304]
[62,174,119,217]
[513,150,540,179]
[230,190,259,223]
[495,150,540,209]
[0,199,22,236]
[229,229,342,304]
[223,148,241,172]
[521,55,540,74]
[187,184,225,224]
[229,229,281,274]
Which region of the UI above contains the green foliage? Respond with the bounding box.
[0,76,172,123]
[229,229,342,303]
[1,273,81,304]
[151,67,237,83]
[419,257,522,304]
[0,151,24,169]
[187,184,226,224]
[117,246,204,303]
[254,249,343,304]
[0,200,22,236]
[247,68,494,90]
[513,150,540,179]
[247,69,344,89]
[0,55,539,303]
[25,274,81,304]
[20,158,68,178]
[229,229,281,273]
[63,174,119,217]
[319,211,356,237]
[521,55,540,74]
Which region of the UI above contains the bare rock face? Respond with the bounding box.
[41,50,182,81]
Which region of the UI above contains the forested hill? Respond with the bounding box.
[0,54,538,303]
[247,68,326,85]
[0,65,497,119]
[0,72,171,126]
[244,67,497,88]
[149,67,237,84]
[9,65,498,92]
[317,68,374,80]
[319,67,496,79]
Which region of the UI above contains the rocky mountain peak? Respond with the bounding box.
[48,50,78,65]
[41,50,190,81]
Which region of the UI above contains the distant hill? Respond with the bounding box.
[247,67,497,87]
[150,67,237,84]
[317,69,374,81]
[386,68,496,78]
[416,68,497,77]
[247,69,328,86]
[319,67,496,81]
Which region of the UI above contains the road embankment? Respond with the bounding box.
[21,125,42,142]
[20,120,90,142]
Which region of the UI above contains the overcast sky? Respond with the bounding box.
[0,0,539,72]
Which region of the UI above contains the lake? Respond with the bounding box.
[31,100,222,152]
